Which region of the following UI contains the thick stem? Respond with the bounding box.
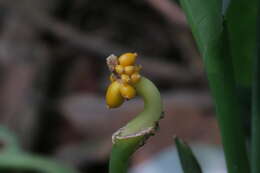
[109,77,163,173]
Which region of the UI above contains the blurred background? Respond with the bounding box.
[0,0,226,172]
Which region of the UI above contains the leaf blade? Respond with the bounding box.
[178,0,250,172]
[175,137,202,173]
[226,0,257,87]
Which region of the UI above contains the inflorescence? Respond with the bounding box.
[106,53,142,108]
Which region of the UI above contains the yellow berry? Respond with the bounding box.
[106,81,124,108]
[121,74,130,83]
[110,74,116,82]
[115,65,124,74]
[118,53,137,66]
[120,84,136,99]
[131,73,141,84]
[124,66,135,75]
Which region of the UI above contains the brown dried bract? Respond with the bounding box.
[106,54,118,72]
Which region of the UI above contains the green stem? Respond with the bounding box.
[251,4,260,173]
[109,77,163,173]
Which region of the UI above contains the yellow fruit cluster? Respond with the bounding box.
[106,53,142,108]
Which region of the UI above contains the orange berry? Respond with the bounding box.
[106,81,124,108]
[115,65,124,74]
[121,74,130,83]
[118,53,137,66]
[131,73,141,84]
[120,84,136,99]
[124,66,135,75]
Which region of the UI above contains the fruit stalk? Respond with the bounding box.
[109,77,163,173]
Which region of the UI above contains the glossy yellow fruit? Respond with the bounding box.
[124,66,135,75]
[118,53,137,66]
[131,73,141,84]
[121,74,130,83]
[120,84,136,99]
[106,81,124,108]
[115,65,124,74]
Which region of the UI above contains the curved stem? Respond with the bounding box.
[109,77,163,173]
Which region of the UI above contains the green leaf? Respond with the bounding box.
[226,0,257,87]
[251,2,260,173]
[0,126,21,153]
[178,0,250,172]
[0,126,78,173]
[179,0,222,54]
[175,137,202,173]
[0,153,78,173]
